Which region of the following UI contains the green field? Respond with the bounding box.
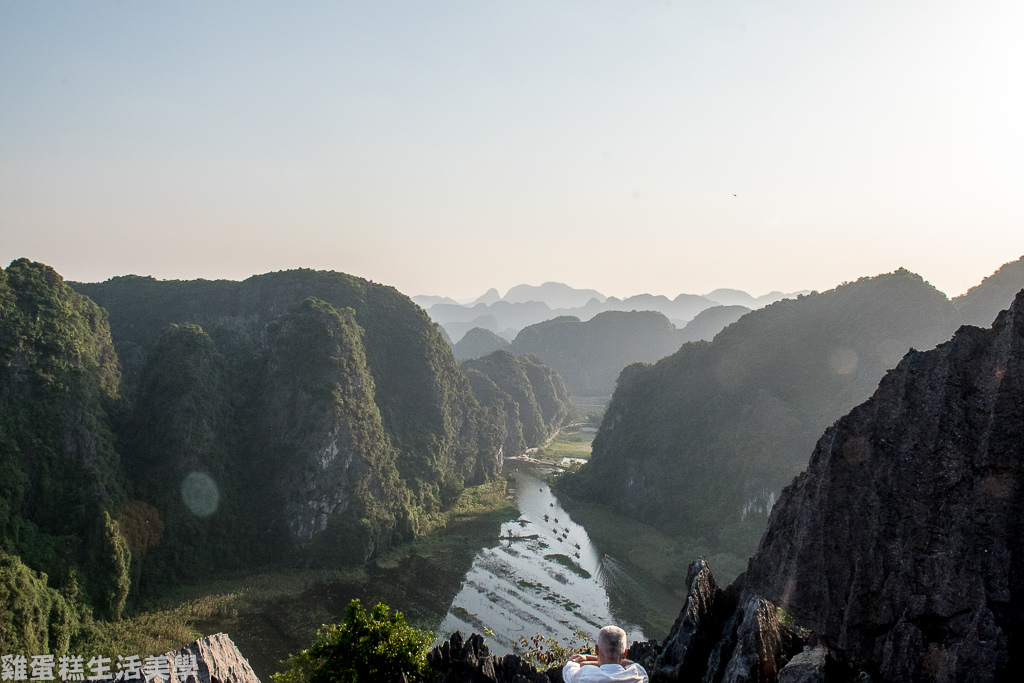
[88,480,517,679]
[532,424,597,463]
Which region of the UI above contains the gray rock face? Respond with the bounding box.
[427,632,552,683]
[145,633,261,683]
[746,289,1024,680]
[654,557,735,680]
[709,595,799,683]
[777,646,828,683]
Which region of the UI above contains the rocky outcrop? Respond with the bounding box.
[145,633,261,683]
[745,290,1024,681]
[653,558,737,679]
[428,632,554,683]
[642,290,1024,681]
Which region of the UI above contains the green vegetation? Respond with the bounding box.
[543,554,591,579]
[460,350,575,458]
[561,270,964,569]
[272,600,434,683]
[515,630,592,668]
[0,259,131,653]
[0,552,85,656]
[373,478,516,568]
[0,260,556,655]
[533,425,595,463]
[2,475,511,666]
[63,268,527,583]
[78,590,239,659]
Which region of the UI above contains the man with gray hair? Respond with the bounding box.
[561,625,648,682]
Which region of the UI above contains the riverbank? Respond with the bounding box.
[507,423,596,467]
[556,495,748,612]
[90,479,517,679]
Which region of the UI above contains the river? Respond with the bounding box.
[437,461,675,654]
[221,460,681,678]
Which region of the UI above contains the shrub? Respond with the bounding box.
[273,599,433,683]
[515,630,592,668]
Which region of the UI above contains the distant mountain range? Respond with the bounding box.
[415,283,806,344]
[449,304,750,396]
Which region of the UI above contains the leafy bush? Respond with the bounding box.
[273,599,433,683]
[0,552,93,656]
[515,630,592,668]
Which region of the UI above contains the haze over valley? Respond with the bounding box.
[5,254,1024,681]
[4,1,1024,680]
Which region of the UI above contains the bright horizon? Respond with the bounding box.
[3,1,1023,301]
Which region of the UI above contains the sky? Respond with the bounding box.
[2,0,1022,300]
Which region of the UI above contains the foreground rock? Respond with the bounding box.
[144,633,261,683]
[428,632,555,683]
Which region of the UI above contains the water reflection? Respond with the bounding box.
[439,465,645,653]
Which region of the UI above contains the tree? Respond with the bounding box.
[273,599,433,683]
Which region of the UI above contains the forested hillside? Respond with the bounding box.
[460,350,575,459]
[0,260,131,653]
[0,260,578,654]
[70,269,515,581]
[953,255,1024,327]
[559,270,966,573]
[509,310,685,395]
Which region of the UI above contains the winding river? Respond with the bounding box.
[437,462,671,654]
[222,460,681,678]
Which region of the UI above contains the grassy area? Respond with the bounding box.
[557,496,748,590]
[79,591,242,658]
[532,424,597,463]
[86,479,517,676]
[81,567,369,660]
[374,478,517,569]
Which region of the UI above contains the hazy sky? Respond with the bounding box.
[2,1,1022,300]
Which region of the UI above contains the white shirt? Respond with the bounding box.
[561,661,648,683]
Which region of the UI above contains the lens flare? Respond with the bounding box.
[182,472,220,517]
[829,348,858,375]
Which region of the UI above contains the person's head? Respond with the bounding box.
[595,625,628,665]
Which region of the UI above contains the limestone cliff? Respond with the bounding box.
[744,289,1024,680]
[460,350,574,459]
[71,269,508,577]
